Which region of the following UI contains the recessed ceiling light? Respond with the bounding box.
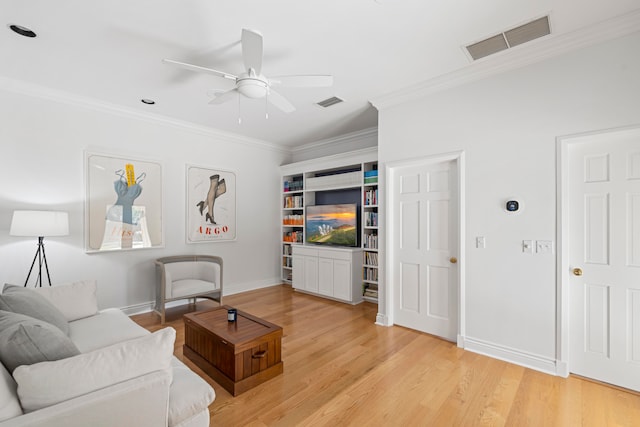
[9,24,36,38]
[141,99,156,105]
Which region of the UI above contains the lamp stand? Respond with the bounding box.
[24,236,52,287]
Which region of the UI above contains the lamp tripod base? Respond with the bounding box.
[24,236,52,287]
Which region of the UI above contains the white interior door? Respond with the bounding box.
[391,158,459,341]
[568,129,640,391]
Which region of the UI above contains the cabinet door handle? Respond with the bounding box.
[252,350,267,359]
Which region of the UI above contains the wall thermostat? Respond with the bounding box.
[506,200,520,212]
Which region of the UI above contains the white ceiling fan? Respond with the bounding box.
[163,28,333,113]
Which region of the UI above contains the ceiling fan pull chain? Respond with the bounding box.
[238,93,242,125]
[265,91,269,119]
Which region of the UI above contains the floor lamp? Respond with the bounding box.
[10,210,69,287]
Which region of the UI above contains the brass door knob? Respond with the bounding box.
[572,268,583,276]
[450,257,458,264]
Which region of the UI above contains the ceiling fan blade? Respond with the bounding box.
[163,59,237,81]
[208,88,238,105]
[267,89,295,113]
[269,75,333,88]
[241,29,263,75]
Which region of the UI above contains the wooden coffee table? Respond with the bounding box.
[183,306,283,396]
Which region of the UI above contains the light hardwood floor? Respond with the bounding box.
[131,285,640,426]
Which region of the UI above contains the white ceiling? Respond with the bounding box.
[3,0,639,148]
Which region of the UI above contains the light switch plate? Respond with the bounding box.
[523,240,533,254]
[476,236,486,249]
[536,240,554,254]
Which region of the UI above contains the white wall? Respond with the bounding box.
[0,90,289,311]
[377,32,640,368]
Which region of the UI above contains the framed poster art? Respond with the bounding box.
[85,151,163,252]
[186,165,237,243]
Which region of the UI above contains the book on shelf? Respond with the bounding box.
[283,231,303,243]
[364,170,378,177]
[363,289,378,298]
[283,178,303,192]
[364,188,378,205]
[364,211,378,227]
[283,214,304,225]
[363,267,378,281]
[364,251,378,266]
[283,195,303,208]
[363,233,378,249]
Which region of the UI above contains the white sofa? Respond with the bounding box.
[0,280,215,427]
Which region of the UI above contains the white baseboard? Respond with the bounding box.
[375,313,391,326]
[223,277,282,296]
[555,360,569,377]
[119,277,282,316]
[463,336,558,376]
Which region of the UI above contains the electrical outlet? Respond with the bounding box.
[536,240,554,254]
[523,240,533,254]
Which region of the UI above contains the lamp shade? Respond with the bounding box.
[10,210,69,237]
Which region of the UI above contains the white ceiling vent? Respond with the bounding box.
[316,96,344,108]
[466,16,551,61]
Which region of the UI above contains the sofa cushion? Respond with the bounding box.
[169,358,215,426]
[13,326,176,413]
[34,280,98,322]
[0,310,80,373]
[1,285,70,335]
[0,363,22,422]
[68,308,150,353]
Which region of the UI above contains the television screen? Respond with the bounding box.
[305,204,358,247]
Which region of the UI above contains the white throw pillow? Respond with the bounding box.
[13,327,176,413]
[34,280,98,322]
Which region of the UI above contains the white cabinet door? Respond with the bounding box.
[292,254,304,290]
[303,256,319,293]
[318,258,333,296]
[332,259,352,301]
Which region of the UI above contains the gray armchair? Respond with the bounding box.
[154,255,223,324]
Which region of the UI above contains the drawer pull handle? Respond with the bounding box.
[252,350,267,359]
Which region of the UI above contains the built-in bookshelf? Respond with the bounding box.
[280,148,382,305]
[362,162,379,302]
[281,174,304,283]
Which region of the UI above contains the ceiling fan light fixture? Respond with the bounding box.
[237,78,268,99]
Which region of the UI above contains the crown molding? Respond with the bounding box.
[0,75,289,154]
[371,9,640,110]
[292,127,378,154]
[281,146,377,174]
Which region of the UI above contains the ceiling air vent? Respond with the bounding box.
[316,96,344,108]
[465,15,551,61]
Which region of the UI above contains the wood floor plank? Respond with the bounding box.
[131,285,640,426]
